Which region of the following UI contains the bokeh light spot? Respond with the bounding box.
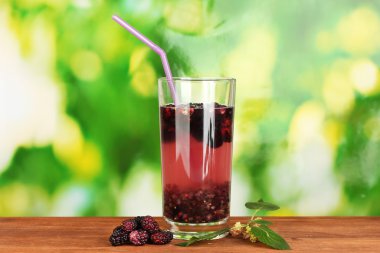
[74,141,102,179]
[323,71,355,115]
[70,50,103,81]
[241,99,271,121]
[52,184,90,216]
[351,59,379,95]
[364,117,380,141]
[164,0,203,34]
[288,101,325,148]
[0,183,49,215]
[223,27,276,101]
[53,116,101,179]
[337,7,380,54]
[129,47,149,73]
[72,0,92,9]
[323,120,344,149]
[53,116,84,164]
[130,62,157,97]
[119,161,161,216]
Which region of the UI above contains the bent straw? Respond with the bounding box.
[112,15,178,105]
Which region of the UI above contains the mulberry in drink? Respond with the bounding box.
[160,103,234,223]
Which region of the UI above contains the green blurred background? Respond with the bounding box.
[1,0,380,216]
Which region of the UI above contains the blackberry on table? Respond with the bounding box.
[149,231,173,245]
[109,216,172,246]
[111,225,128,237]
[109,233,129,246]
[134,216,144,227]
[122,219,138,232]
[129,230,149,246]
[140,216,160,233]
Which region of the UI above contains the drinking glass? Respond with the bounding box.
[158,77,236,239]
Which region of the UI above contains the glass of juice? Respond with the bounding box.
[158,77,236,239]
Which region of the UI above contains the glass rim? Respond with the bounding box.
[159,77,236,82]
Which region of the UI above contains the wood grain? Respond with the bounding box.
[0,217,379,252]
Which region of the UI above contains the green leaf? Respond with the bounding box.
[251,225,291,250]
[175,237,198,247]
[175,228,230,247]
[245,200,280,211]
[253,219,273,225]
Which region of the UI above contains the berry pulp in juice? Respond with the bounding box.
[160,103,234,223]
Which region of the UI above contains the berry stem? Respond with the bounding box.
[250,207,262,221]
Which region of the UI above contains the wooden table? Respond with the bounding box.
[0,217,379,252]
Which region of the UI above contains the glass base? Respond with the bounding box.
[164,217,229,240]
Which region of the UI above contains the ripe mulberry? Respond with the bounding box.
[112,225,128,237]
[129,230,149,246]
[150,231,173,245]
[122,219,138,232]
[134,216,144,227]
[109,233,129,246]
[140,216,160,233]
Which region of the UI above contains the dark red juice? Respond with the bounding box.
[160,103,234,223]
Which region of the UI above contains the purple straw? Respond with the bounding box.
[112,15,178,105]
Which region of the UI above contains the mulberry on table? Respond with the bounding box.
[109,216,173,246]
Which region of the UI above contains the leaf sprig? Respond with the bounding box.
[175,228,230,247]
[175,199,291,250]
